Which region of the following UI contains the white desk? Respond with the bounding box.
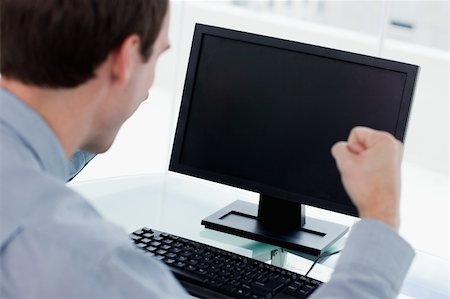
[69,173,449,298]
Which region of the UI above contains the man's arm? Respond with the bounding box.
[311,127,414,299]
[311,219,414,298]
[66,150,96,181]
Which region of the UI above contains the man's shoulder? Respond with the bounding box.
[0,153,71,242]
[0,124,40,168]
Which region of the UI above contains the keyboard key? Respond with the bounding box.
[230,272,242,280]
[299,276,309,283]
[234,288,251,298]
[165,252,177,259]
[228,279,240,287]
[265,279,285,294]
[170,248,182,254]
[207,279,223,289]
[186,265,197,272]
[173,242,183,248]
[311,279,321,286]
[255,276,268,284]
[143,232,154,238]
[165,259,176,265]
[218,276,230,284]
[291,281,304,289]
[149,241,161,247]
[132,229,144,235]
[171,267,208,284]
[187,260,198,267]
[167,234,177,239]
[241,277,253,285]
[219,269,231,277]
[224,263,234,270]
[130,235,141,241]
[177,256,188,262]
[195,268,208,276]
[192,253,203,261]
[220,283,237,295]
[146,246,157,252]
[284,285,297,295]
[296,288,309,298]
[249,283,271,297]
[206,272,218,280]
[174,261,185,268]
[280,276,291,285]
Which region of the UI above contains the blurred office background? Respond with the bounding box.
[74,1,449,263]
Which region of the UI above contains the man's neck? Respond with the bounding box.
[0,78,100,159]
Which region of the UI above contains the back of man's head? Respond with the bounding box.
[0,0,169,88]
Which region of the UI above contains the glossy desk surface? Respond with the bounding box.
[69,173,449,298]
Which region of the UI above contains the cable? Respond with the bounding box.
[305,250,342,277]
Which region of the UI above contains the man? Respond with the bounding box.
[0,0,414,298]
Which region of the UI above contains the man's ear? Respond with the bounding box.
[110,34,141,85]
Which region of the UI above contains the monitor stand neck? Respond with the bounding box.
[258,195,305,230]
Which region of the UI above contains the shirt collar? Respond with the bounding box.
[0,87,68,180]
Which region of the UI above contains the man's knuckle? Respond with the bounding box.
[377,131,394,143]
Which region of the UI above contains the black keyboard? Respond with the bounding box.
[130,227,323,298]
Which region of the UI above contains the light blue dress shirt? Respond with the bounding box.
[0,87,414,298]
[0,88,189,298]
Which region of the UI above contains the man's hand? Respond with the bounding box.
[331,127,403,231]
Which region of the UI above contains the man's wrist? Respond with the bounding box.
[359,210,400,231]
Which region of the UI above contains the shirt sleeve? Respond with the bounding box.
[66,150,96,181]
[310,219,415,299]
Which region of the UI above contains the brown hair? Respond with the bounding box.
[0,0,168,88]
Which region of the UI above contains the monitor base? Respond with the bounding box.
[201,200,349,256]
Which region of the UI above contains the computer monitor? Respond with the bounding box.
[169,24,418,256]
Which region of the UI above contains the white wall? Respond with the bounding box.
[382,42,449,174]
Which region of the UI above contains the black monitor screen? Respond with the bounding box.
[170,24,418,217]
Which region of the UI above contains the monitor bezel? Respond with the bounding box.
[169,23,418,217]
